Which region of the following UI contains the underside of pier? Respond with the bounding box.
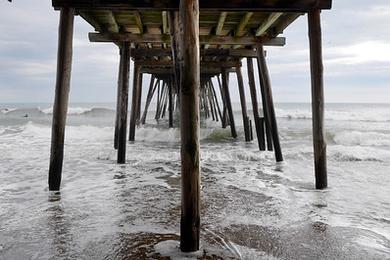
[49,0,332,252]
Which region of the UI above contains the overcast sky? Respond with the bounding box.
[0,1,389,103]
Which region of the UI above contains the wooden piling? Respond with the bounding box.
[179,0,200,252]
[236,66,251,142]
[249,118,254,141]
[141,75,156,124]
[257,117,266,150]
[256,44,283,162]
[48,7,75,191]
[210,80,223,124]
[169,79,174,127]
[117,42,131,163]
[136,72,143,123]
[247,58,265,151]
[114,47,123,149]
[308,10,327,189]
[221,69,237,138]
[155,80,160,119]
[129,64,141,141]
[217,75,228,128]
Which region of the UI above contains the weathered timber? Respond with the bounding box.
[136,72,143,123]
[256,117,265,151]
[117,42,131,163]
[256,44,283,162]
[168,79,174,127]
[155,80,161,119]
[208,81,219,122]
[134,60,241,68]
[53,0,333,11]
[221,69,237,138]
[210,80,223,125]
[89,33,286,46]
[141,75,156,124]
[308,9,327,189]
[131,48,259,58]
[114,47,123,149]
[168,11,182,103]
[255,12,283,36]
[48,7,75,191]
[217,75,228,128]
[249,118,253,141]
[247,58,265,151]
[179,0,200,252]
[129,64,141,141]
[257,50,273,151]
[236,66,250,142]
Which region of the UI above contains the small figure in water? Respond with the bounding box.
[23,114,28,118]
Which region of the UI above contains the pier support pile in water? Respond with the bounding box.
[49,0,332,252]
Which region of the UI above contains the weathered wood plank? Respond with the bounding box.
[49,7,75,191]
[235,12,253,36]
[308,10,327,189]
[215,12,228,35]
[255,12,283,36]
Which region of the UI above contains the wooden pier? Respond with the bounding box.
[49,0,332,252]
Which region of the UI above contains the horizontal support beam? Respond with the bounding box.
[135,60,241,68]
[140,67,236,75]
[89,32,286,46]
[53,0,332,11]
[131,48,259,58]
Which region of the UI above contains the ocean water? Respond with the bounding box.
[0,102,389,259]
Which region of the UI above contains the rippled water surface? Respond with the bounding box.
[0,103,389,259]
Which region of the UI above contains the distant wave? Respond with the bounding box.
[41,106,115,116]
[276,108,390,122]
[1,106,115,117]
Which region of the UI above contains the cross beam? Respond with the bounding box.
[131,48,259,58]
[89,33,286,46]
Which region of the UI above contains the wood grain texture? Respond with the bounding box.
[308,10,327,189]
[49,8,75,191]
[179,0,201,252]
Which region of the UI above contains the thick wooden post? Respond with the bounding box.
[247,58,265,151]
[48,8,74,191]
[129,64,141,141]
[217,75,228,128]
[308,10,327,189]
[236,66,250,142]
[117,42,131,164]
[179,0,200,252]
[221,69,237,138]
[257,45,283,162]
[114,47,123,150]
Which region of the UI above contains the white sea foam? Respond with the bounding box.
[276,108,390,122]
[334,131,390,146]
[40,106,94,115]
